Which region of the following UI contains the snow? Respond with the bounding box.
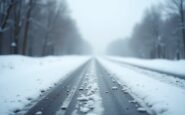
[111,86,118,90]
[137,107,146,112]
[72,61,104,115]
[11,42,16,47]
[77,95,89,101]
[0,55,89,115]
[1,55,185,115]
[35,111,43,115]
[129,100,137,104]
[109,56,185,76]
[99,58,185,115]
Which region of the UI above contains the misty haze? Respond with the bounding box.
[0,0,185,115]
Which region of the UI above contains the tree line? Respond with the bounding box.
[0,0,92,56]
[107,0,185,60]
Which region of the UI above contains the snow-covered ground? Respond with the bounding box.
[0,55,89,115]
[99,58,185,115]
[1,55,185,115]
[108,56,185,76]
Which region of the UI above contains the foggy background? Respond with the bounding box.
[0,0,185,59]
[68,0,163,54]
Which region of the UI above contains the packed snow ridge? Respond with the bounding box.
[72,61,103,115]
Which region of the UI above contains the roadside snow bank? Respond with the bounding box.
[0,55,89,115]
[109,56,185,76]
[99,58,185,115]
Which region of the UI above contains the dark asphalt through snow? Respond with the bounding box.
[17,59,151,115]
[96,61,149,115]
[20,61,90,115]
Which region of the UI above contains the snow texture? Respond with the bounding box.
[99,58,185,115]
[0,55,89,115]
[72,61,103,115]
[109,56,185,77]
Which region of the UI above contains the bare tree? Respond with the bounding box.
[129,5,163,58]
[0,0,91,56]
[22,0,34,55]
[42,1,67,56]
[0,0,15,52]
[12,0,23,54]
[168,0,185,58]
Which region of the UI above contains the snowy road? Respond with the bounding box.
[22,61,90,115]
[19,60,149,115]
[96,62,149,115]
[1,56,185,115]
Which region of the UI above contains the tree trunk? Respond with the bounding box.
[42,34,49,56]
[12,0,22,54]
[0,0,14,53]
[22,0,33,55]
[179,0,185,58]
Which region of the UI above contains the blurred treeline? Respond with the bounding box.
[0,0,92,56]
[107,0,185,60]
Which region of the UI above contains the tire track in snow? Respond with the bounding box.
[96,61,150,115]
[71,60,103,115]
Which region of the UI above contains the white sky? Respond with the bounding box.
[67,0,163,54]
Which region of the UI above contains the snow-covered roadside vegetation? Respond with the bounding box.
[0,55,89,115]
